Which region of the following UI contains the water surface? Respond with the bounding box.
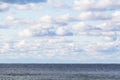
[0,64,120,80]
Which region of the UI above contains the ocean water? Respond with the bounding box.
[0,64,120,80]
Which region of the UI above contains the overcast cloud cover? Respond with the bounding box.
[0,0,120,63]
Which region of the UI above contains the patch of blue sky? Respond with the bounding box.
[0,0,47,4]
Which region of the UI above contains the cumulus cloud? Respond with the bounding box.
[39,15,53,23]
[0,37,120,61]
[72,22,92,32]
[18,29,33,37]
[0,43,10,53]
[77,11,111,20]
[97,21,120,31]
[6,16,15,21]
[55,27,73,36]
[19,23,73,37]
[55,14,71,24]
[73,0,120,11]
[83,41,120,59]
[16,40,26,48]
[46,0,71,9]
[47,0,64,8]
[5,16,21,26]
[0,37,82,59]
[0,3,9,11]
[112,11,120,20]
[101,32,117,42]
[39,14,73,26]
[13,4,29,10]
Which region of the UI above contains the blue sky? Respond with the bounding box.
[0,0,120,63]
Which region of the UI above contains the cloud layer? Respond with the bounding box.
[0,0,120,62]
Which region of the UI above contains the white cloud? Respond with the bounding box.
[101,32,117,41]
[6,16,15,21]
[73,0,120,11]
[0,36,120,61]
[55,27,72,36]
[112,11,120,18]
[111,11,120,25]
[87,30,118,42]
[77,11,111,20]
[83,41,120,59]
[55,27,67,36]
[16,40,26,48]
[97,20,120,31]
[19,29,33,37]
[5,16,21,25]
[39,15,53,23]
[72,22,92,32]
[0,3,9,11]
[55,13,70,22]
[0,43,9,53]
[39,14,72,26]
[19,23,73,37]
[13,4,29,10]
[47,0,66,8]
[73,0,94,11]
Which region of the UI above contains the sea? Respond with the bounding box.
[0,64,120,80]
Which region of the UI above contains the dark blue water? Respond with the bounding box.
[0,64,120,80]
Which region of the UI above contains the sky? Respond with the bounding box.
[0,0,120,63]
